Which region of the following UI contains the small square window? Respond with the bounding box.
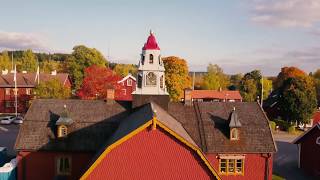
[122,89,127,95]
[5,101,12,108]
[26,88,31,95]
[5,88,10,95]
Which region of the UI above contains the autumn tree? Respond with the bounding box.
[202,64,230,90]
[162,56,191,101]
[113,64,138,77]
[67,45,108,90]
[77,65,121,99]
[34,78,71,99]
[275,66,306,89]
[0,51,11,71]
[312,69,320,105]
[40,60,63,73]
[262,78,273,100]
[229,73,243,90]
[279,75,317,124]
[20,49,37,72]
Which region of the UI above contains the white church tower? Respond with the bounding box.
[133,30,168,95]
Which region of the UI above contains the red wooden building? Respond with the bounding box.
[15,31,276,180]
[293,123,320,178]
[115,74,136,101]
[181,89,243,102]
[0,71,71,114]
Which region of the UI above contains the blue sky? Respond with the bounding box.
[1,0,320,75]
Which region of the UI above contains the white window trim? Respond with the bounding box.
[127,79,132,86]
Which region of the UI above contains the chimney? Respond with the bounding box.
[184,88,192,106]
[1,69,8,75]
[51,70,57,75]
[106,88,115,104]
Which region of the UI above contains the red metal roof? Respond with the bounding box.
[191,90,242,100]
[142,31,160,50]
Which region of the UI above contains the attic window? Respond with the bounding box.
[58,125,68,138]
[231,129,239,140]
[56,156,71,175]
[149,54,154,64]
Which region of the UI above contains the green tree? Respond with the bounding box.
[0,51,11,71]
[279,75,317,124]
[202,64,230,90]
[113,64,138,77]
[34,78,71,99]
[229,73,243,90]
[20,49,37,72]
[239,70,262,102]
[262,78,273,100]
[40,60,63,73]
[313,69,320,105]
[163,56,191,101]
[67,45,108,90]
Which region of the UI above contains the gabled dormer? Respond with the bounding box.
[229,107,241,141]
[56,105,73,138]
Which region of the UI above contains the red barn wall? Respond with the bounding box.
[17,151,94,180]
[86,128,214,180]
[0,87,32,114]
[207,153,273,180]
[300,129,320,177]
[115,77,136,101]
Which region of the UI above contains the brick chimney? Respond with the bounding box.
[106,88,115,104]
[184,88,192,106]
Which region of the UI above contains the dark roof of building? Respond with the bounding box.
[15,99,276,154]
[292,123,320,144]
[0,72,69,87]
[15,99,131,152]
[168,101,276,153]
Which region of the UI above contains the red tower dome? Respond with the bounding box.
[142,30,160,50]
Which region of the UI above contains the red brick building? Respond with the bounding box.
[293,123,320,178]
[15,31,276,180]
[115,74,136,101]
[0,71,71,114]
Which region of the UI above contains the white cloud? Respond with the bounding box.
[250,0,320,28]
[0,30,49,51]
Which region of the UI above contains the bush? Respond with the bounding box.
[273,118,291,131]
[269,121,276,131]
[288,126,296,134]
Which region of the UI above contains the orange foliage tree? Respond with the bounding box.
[77,65,122,99]
[162,56,191,101]
[275,67,306,88]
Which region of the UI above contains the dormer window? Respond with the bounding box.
[58,125,68,138]
[55,105,73,138]
[149,54,154,64]
[229,107,241,141]
[231,128,239,140]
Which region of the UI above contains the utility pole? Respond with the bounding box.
[192,72,195,90]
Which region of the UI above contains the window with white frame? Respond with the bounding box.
[26,88,31,95]
[127,79,132,86]
[122,89,127,95]
[5,88,10,95]
[219,158,244,175]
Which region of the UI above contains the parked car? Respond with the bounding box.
[0,116,15,125]
[13,116,24,124]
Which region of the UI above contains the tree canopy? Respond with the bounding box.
[0,51,11,71]
[163,56,191,101]
[20,49,38,72]
[239,70,262,102]
[275,66,306,89]
[77,65,121,100]
[34,78,71,99]
[67,45,108,90]
[279,75,317,124]
[202,64,230,90]
[113,64,138,77]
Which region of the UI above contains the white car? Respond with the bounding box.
[13,116,24,124]
[0,116,15,125]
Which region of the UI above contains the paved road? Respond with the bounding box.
[273,132,316,180]
[0,124,20,156]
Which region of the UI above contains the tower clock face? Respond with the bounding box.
[146,72,157,86]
